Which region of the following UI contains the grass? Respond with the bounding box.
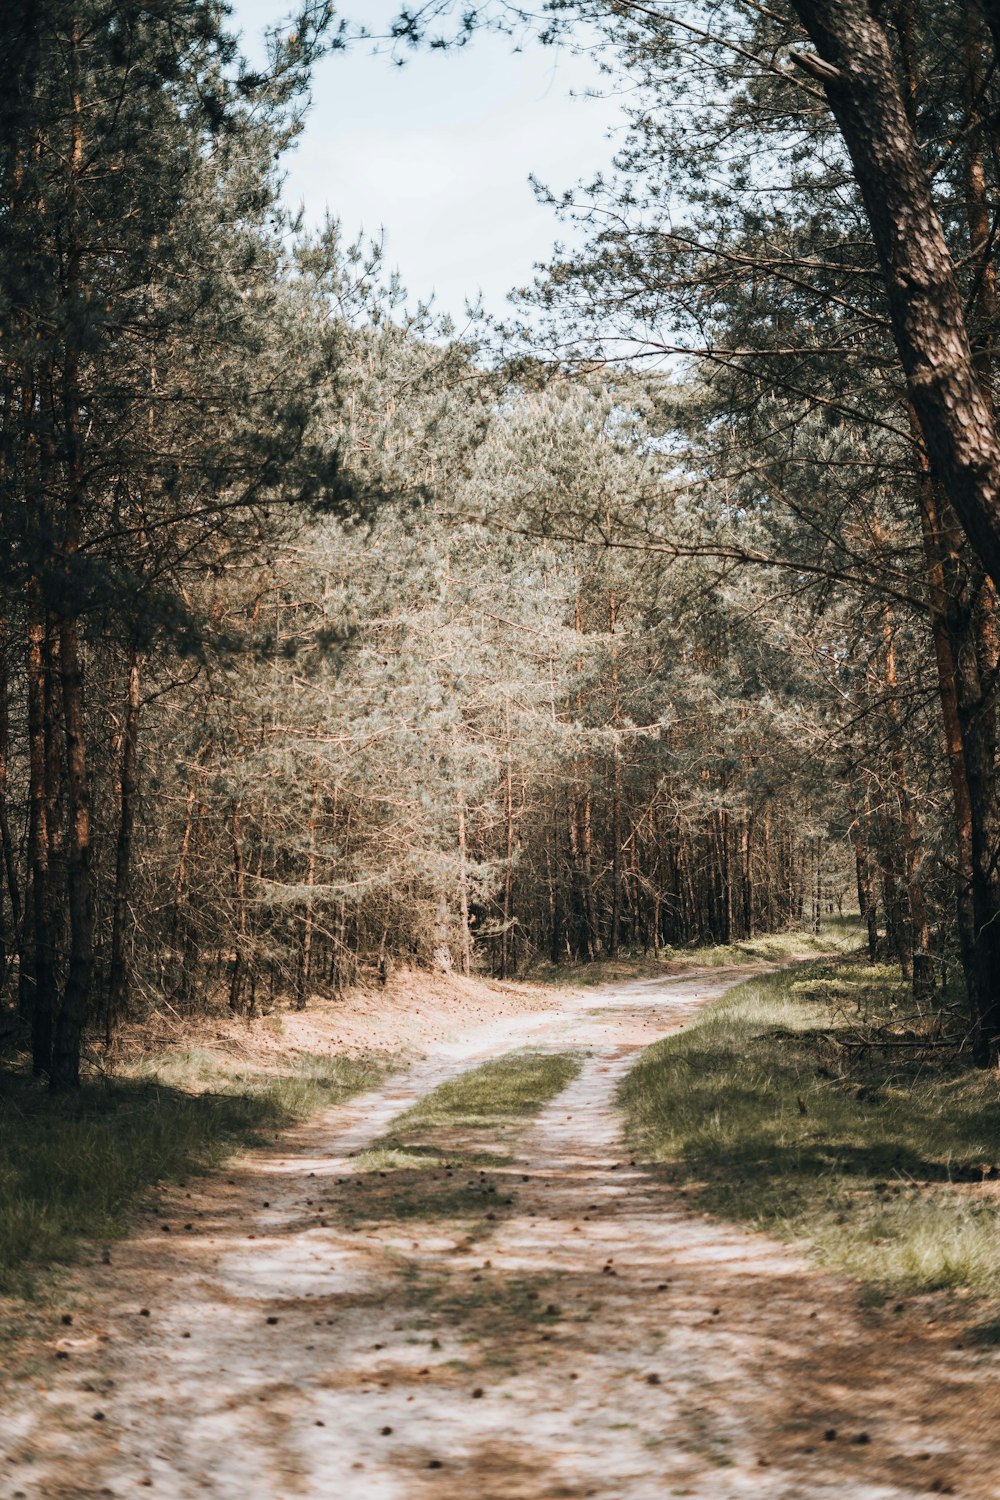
[0,1049,384,1298]
[531,918,860,987]
[620,955,1000,1301]
[346,1049,583,1229]
[665,919,860,968]
[385,1049,583,1140]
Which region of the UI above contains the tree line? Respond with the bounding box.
[3,0,999,1088]
[391,0,1000,1064]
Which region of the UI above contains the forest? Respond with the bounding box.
[5,0,1000,1085]
[4,3,1000,1494]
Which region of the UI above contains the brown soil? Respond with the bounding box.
[111,968,562,1072]
[3,968,998,1499]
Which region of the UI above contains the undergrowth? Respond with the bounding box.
[0,1050,384,1298]
[620,956,1000,1302]
[532,918,859,987]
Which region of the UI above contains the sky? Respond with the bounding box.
[230,1,623,324]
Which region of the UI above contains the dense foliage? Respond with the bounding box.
[6,0,1000,1087]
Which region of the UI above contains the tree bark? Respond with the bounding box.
[608,589,623,957]
[881,608,935,999]
[49,29,94,1093]
[791,0,1000,592]
[229,803,248,1015]
[106,651,141,1037]
[847,789,879,962]
[26,612,55,1074]
[0,631,23,987]
[458,802,473,978]
[296,781,320,1008]
[49,615,94,1092]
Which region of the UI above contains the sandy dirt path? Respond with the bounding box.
[3,968,998,1499]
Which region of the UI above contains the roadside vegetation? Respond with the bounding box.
[621,951,1000,1308]
[531,920,859,989]
[0,1051,385,1299]
[0,1037,578,1309]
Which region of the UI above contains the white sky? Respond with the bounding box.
[230,1,622,323]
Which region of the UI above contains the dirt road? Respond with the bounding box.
[4,969,997,1498]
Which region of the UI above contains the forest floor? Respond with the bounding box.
[3,962,999,1499]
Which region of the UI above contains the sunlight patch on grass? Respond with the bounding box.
[664,918,863,969]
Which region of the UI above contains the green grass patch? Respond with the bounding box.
[620,959,1000,1300]
[666,920,859,969]
[0,1051,384,1298]
[386,1049,583,1139]
[345,1049,582,1230]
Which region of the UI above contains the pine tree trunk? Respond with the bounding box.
[881,609,935,998]
[171,778,198,958]
[761,810,774,933]
[567,785,596,961]
[608,589,623,957]
[741,814,753,938]
[717,809,733,945]
[297,782,320,1008]
[0,633,23,990]
[791,0,1000,591]
[458,802,473,978]
[49,43,94,1094]
[911,431,991,1042]
[26,612,55,1074]
[107,651,141,1037]
[49,615,94,1092]
[848,790,880,962]
[545,818,563,963]
[955,588,1000,1063]
[229,804,248,1015]
[579,781,598,958]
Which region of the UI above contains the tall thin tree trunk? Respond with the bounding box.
[49,614,94,1091]
[50,39,93,1093]
[0,632,23,987]
[608,589,623,957]
[498,698,515,979]
[107,651,141,1038]
[848,788,880,962]
[881,609,935,999]
[26,612,54,1074]
[229,804,248,1015]
[458,803,473,978]
[297,782,320,1008]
